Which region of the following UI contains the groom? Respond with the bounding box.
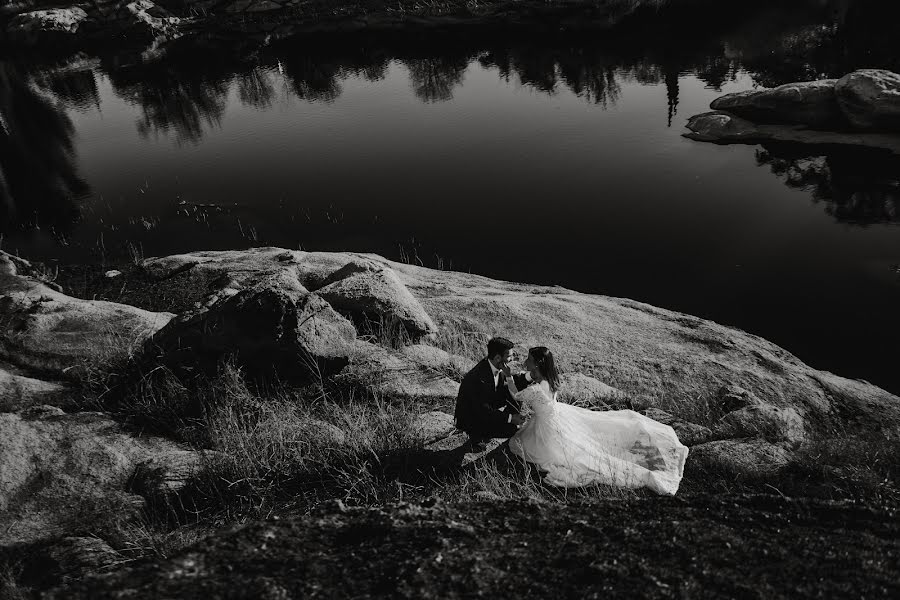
[454,337,531,450]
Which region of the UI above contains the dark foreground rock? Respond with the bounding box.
[49,494,900,599]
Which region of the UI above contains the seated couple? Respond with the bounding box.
[453,337,688,495]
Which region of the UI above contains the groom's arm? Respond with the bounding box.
[458,376,511,430]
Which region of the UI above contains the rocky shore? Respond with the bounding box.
[0,0,668,53]
[2,246,899,594]
[685,69,900,154]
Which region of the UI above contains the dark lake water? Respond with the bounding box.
[2,0,899,393]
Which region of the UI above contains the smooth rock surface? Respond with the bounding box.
[709,79,842,128]
[835,69,900,131]
[0,251,173,378]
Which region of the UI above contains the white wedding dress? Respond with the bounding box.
[508,381,688,495]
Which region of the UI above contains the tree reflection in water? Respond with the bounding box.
[402,55,471,103]
[756,144,900,225]
[5,0,900,234]
[0,61,88,233]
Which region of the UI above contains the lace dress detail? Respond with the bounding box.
[508,381,688,495]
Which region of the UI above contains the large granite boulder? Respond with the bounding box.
[149,269,357,376]
[640,408,712,447]
[710,79,842,128]
[0,406,212,546]
[316,260,437,340]
[0,252,173,378]
[835,69,900,131]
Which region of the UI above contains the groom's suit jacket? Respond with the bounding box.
[454,358,530,438]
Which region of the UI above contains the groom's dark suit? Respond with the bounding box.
[454,358,530,440]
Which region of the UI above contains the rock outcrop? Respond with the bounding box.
[835,69,900,131]
[316,260,437,340]
[0,406,213,546]
[709,79,842,128]
[335,341,460,402]
[132,247,900,449]
[0,251,173,379]
[684,111,900,154]
[148,267,357,376]
[686,70,900,154]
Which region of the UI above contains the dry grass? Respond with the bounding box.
[0,564,31,600]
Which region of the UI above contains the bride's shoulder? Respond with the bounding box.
[524,380,554,400]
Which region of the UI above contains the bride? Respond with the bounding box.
[503,347,688,495]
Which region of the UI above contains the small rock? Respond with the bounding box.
[715,404,806,444]
[557,372,622,407]
[641,408,713,446]
[411,411,456,444]
[717,384,762,412]
[689,438,791,478]
[104,270,123,279]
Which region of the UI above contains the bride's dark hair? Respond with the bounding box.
[529,347,560,392]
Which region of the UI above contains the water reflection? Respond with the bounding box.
[11,0,880,148]
[0,61,88,232]
[756,144,900,225]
